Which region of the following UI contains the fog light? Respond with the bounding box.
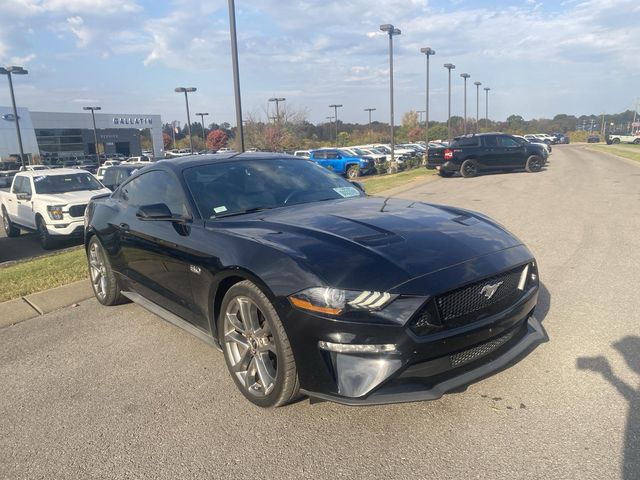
[318,341,398,354]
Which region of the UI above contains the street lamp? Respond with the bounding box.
[82,106,102,167]
[268,97,286,123]
[196,112,208,141]
[0,66,29,168]
[484,87,491,130]
[329,104,343,146]
[473,81,482,132]
[227,0,244,152]
[420,47,435,145]
[460,73,470,134]
[443,63,456,140]
[174,87,197,153]
[380,24,401,167]
[326,116,335,143]
[364,108,376,137]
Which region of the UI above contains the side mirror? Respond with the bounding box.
[16,192,31,201]
[350,181,366,193]
[136,203,174,220]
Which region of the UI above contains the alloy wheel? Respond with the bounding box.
[223,296,277,397]
[88,242,108,301]
[463,162,477,177]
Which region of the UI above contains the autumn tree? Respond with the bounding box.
[163,132,172,149]
[207,129,228,150]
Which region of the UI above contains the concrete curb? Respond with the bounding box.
[0,279,93,329]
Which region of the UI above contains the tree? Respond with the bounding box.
[207,129,228,150]
[162,132,172,149]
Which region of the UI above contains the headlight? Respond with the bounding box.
[289,287,396,315]
[47,205,64,220]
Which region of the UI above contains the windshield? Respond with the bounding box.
[183,158,364,219]
[352,148,369,156]
[33,173,103,194]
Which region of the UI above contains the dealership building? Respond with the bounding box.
[0,106,163,163]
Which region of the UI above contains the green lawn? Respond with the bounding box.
[0,247,87,303]
[361,168,436,195]
[588,145,640,163]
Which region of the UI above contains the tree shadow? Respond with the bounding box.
[577,337,640,479]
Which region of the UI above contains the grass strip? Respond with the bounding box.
[588,145,640,163]
[361,167,436,195]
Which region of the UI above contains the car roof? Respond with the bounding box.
[16,168,89,177]
[157,151,304,173]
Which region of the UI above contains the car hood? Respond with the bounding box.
[36,189,111,205]
[215,197,523,291]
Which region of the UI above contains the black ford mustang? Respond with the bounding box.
[84,152,545,407]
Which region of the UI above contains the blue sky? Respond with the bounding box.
[0,0,638,127]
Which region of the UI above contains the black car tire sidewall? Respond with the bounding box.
[526,155,543,173]
[36,216,55,250]
[460,159,478,178]
[218,280,299,408]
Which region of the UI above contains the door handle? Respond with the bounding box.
[119,223,130,231]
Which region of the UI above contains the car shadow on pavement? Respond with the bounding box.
[0,232,82,264]
[577,337,640,480]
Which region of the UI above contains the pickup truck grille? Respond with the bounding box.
[409,265,528,336]
[68,204,87,218]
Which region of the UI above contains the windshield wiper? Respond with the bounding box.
[214,206,274,219]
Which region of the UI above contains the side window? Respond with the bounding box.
[23,178,32,195]
[314,151,326,160]
[483,136,499,148]
[12,177,25,194]
[326,151,338,159]
[500,137,520,148]
[124,170,189,217]
[102,169,117,186]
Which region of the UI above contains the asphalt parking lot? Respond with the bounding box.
[0,226,81,265]
[2,145,639,479]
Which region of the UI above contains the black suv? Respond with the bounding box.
[428,133,547,178]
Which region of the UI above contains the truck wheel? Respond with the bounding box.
[439,170,455,178]
[346,165,360,179]
[2,207,20,237]
[87,235,127,306]
[460,159,478,178]
[526,155,543,173]
[36,216,56,250]
[612,138,620,144]
[634,138,640,144]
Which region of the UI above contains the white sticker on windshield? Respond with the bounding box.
[333,187,360,198]
[214,206,228,214]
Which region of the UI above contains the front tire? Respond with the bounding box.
[612,138,620,144]
[460,159,479,178]
[346,164,360,179]
[2,207,20,237]
[634,138,640,145]
[36,216,55,250]
[219,280,299,408]
[525,155,543,173]
[87,236,127,306]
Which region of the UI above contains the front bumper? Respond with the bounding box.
[282,278,544,405]
[45,220,84,236]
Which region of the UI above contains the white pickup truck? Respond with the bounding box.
[607,133,640,145]
[0,169,111,249]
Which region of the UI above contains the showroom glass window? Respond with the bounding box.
[121,170,189,217]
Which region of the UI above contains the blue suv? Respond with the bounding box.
[308,149,376,179]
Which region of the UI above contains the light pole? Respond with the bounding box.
[268,97,286,123]
[326,116,335,143]
[460,73,470,134]
[0,66,28,168]
[380,24,401,167]
[329,104,343,146]
[174,87,196,153]
[474,81,482,132]
[444,63,456,141]
[364,108,376,138]
[83,106,102,166]
[227,0,244,152]
[484,87,491,130]
[196,112,208,143]
[420,47,435,145]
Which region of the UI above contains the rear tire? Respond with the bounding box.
[87,235,128,306]
[2,207,20,237]
[219,280,300,408]
[525,155,543,173]
[36,216,55,250]
[460,159,479,178]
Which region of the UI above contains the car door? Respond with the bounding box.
[498,135,528,168]
[480,135,511,170]
[324,150,344,173]
[116,169,200,324]
[11,177,36,228]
